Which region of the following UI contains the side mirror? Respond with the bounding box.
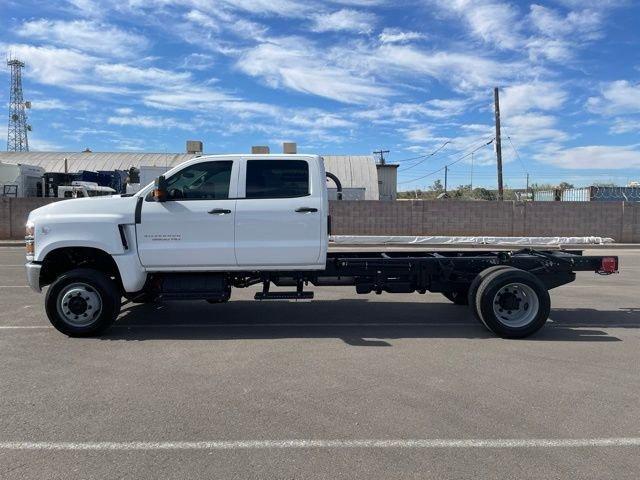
[153,175,167,202]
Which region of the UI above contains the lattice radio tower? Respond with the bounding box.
[6,56,31,151]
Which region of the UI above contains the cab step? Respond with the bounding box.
[254,291,314,301]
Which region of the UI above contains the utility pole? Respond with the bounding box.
[470,152,474,191]
[373,149,389,165]
[526,173,530,198]
[444,165,448,194]
[494,87,504,200]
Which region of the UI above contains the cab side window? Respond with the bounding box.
[165,161,233,200]
[245,160,309,199]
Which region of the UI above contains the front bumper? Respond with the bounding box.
[25,262,42,292]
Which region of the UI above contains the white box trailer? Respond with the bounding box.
[0,162,45,197]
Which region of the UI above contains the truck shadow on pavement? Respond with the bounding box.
[98,300,640,343]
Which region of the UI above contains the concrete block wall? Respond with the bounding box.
[1,198,59,239]
[2,198,640,242]
[329,200,640,243]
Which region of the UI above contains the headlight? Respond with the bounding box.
[25,222,35,258]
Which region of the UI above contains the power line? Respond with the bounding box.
[503,130,528,175]
[397,136,495,177]
[396,141,450,170]
[398,138,494,185]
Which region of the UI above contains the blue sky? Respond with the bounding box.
[1,0,640,189]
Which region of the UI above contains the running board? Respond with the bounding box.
[254,291,314,301]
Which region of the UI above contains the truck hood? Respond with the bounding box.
[28,195,139,225]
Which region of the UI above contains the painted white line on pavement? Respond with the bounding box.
[0,285,29,288]
[0,438,639,450]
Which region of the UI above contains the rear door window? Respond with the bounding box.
[245,160,309,199]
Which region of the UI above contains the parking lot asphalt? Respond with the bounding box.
[0,246,639,479]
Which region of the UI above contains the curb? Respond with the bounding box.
[0,241,26,247]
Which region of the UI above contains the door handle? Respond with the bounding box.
[295,207,318,213]
[208,208,231,215]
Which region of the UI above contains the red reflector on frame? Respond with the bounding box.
[601,257,617,273]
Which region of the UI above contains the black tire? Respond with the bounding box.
[475,268,550,339]
[468,265,512,322]
[45,268,121,337]
[442,290,469,305]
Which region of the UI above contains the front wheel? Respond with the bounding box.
[475,268,550,339]
[45,268,121,337]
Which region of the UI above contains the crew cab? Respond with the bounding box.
[25,154,619,338]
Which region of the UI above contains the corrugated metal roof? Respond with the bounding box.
[0,152,380,200]
[0,152,197,173]
[322,155,379,200]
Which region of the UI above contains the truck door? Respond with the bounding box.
[136,160,238,269]
[235,158,322,267]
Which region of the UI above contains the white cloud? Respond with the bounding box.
[373,44,520,91]
[529,4,602,39]
[28,136,65,151]
[181,53,216,71]
[185,10,220,30]
[500,82,567,116]
[142,86,237,110]
[311,9,376,33]
[502,113,567,144]
[542,145,640,169]
[107,114,188,129]
[217,0,310,17]
[610,118,640,135]
[403,126,435,143]
[432,0,523,50]
[94,64,191,86]
[236,38,393,103]
[19,19,148,58]
[30,99,70,110]
[1,43,97,86]
[587,80,640,116]
[379,28,425,44]
[525,37,572,62]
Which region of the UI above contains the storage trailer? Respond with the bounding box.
[24,154,619,339]
[0,162,44,197]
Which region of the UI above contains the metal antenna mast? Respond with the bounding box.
[6,57,31,151]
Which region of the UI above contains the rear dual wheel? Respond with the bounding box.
[470,267,550,339]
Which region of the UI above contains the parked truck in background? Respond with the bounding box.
[24,154,619,338]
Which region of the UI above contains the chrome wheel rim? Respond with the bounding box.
[56,282,102,327]
[492,282,539,328]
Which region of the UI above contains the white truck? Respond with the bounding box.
[25,154,618,338]
[57,181,116,199]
